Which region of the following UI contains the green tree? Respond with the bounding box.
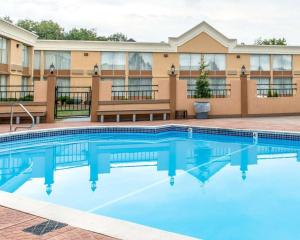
[107,32,129,42]
[17,19,64,40]
[65,28,99,41]
[2,16,13,23]
[255,37,287,46]
[195,58,211,98]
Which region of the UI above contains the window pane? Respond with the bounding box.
[45,51,71,70]
[34,51,41,70]
[273,55,292,70]
[179,54,190,70]
[250,55,260,71]
[140,53,152,70]
[128,53,139,70]
[0,37,8,64]
[57,78,70,92]
[0,75,7,99]
[204,54,214,70]
[190,54,201,70]
[101,52,113,70]
[113,52,125,70]
[260,55,270,70]
[22,45,29,67]
[214,54,226,71]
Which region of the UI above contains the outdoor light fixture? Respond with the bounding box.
[49,63,55,75]
[241,65,246,76]
[170,64,176,75]
[94,64,99,75]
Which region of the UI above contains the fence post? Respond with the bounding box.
[91,74,100,122]
[169,71,177,120]
[240,73,248,117]
[46,73,57,123]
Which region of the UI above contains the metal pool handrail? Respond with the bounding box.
[10,103,35,132]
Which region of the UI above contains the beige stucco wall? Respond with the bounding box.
[152,53,179,77]
[34,81,47,102]
[176,79,241,116]
[247,79,300,115]
[178,32,228,53]
[71,51,99,72]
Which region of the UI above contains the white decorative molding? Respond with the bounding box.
[0,19,37,46]
[168,21,238,50]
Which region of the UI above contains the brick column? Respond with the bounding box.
[46,74,57,123]
[91,74,100,122]
[240,74,248,117]
[169,73,177,120]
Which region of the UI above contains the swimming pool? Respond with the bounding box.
[1,126,300,240]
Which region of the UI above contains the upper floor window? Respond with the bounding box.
[128,53,152,70]
[101,52,125,70]
[22,45,29,67]
[272,55,292,71]
[45,51,71,70]
[34,51,41,70]
[179,54,226,71]
[204,54,226,71]
[179,54,200,71]
[0,37,7,64]
[250,55,270,71]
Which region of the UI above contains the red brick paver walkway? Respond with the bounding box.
[0,206,117,240]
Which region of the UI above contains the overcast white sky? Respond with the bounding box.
[1,0,300,45]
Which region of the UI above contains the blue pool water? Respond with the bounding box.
[1,131,300,240]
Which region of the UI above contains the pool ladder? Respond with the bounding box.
[10,103,35,132]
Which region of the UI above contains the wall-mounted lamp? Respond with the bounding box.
[49,63,55,75]
[170,64,176,75]
[93,64,99,75]
[241,65,246,76]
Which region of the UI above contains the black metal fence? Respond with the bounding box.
[111,85,158,100]
[187,84,231,98]
[256,83,297,97]
[0,85,34,102]
[55,86,91,118]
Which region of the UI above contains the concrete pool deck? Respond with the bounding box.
[1,116,300,240]
[3,116,300,134]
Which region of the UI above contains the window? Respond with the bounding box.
[272,55,292,71]
[45,51,71,70]
[204,54,226,71]
[273,77,293,96]
[253,77,270,97]
[22,45,29,67]
[101,52,125,70]
[57,78,70,92]
[179,54,201,71]
[128,78,152,97]
[128,53,152,70]
[0,75,7,99]
[180,54,226,71]
[0,37,7,64]
[103,78,125,98]
[21,77,31,97]
[250,55,270,71]
[34,51,41,70]
[185,77,226,97]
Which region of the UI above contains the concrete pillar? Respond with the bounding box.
[100,115,104,123]
[16,116,20,124]
[149,113,153,121]
[169,73,177,120]
[163,113,167,121]
[91,74,100,122]
[132,114,136,122]
[240,74,248,117]
[36,116,40,124]
[46,74,57,123]
[116,114,120,122]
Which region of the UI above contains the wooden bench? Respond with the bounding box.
[0,112,46,124]
[97,109,171,122]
